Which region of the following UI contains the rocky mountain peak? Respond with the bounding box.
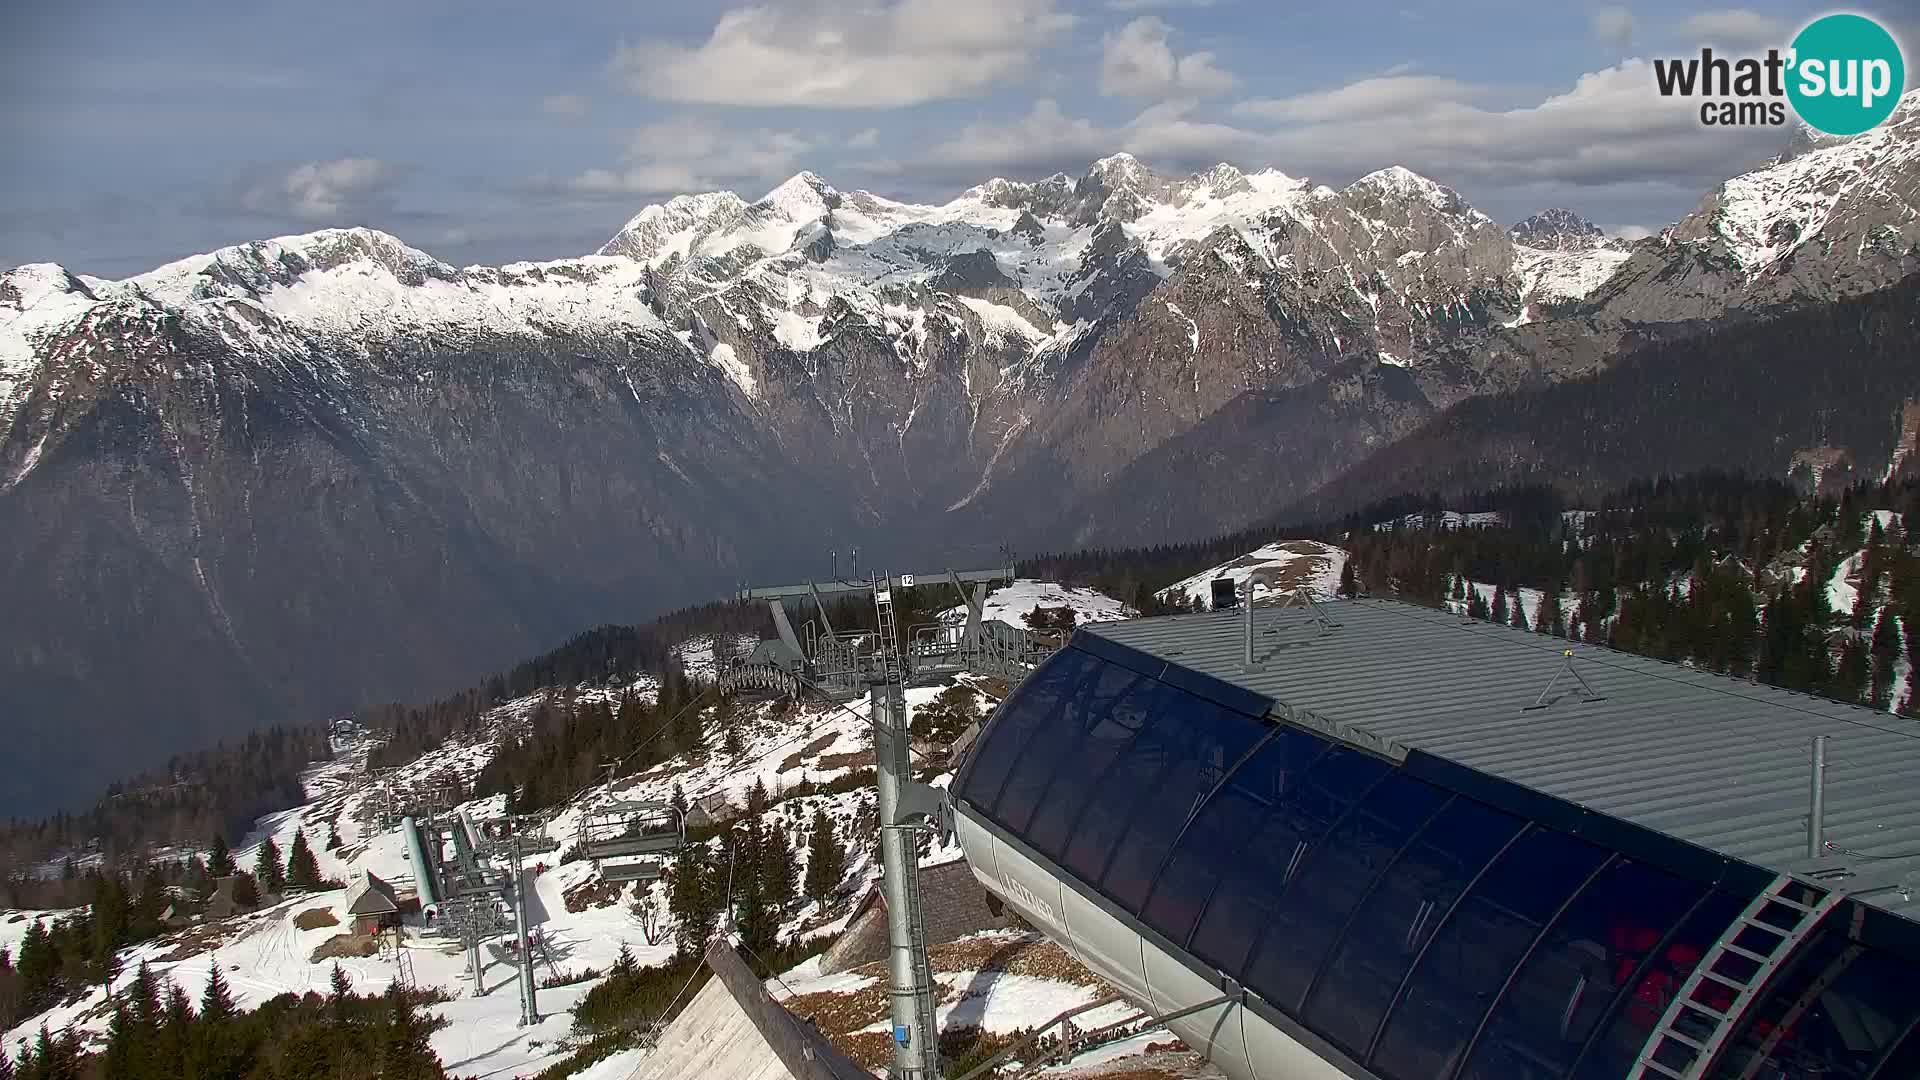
[133,227,457,305]
[1179,163,1251,202]
[599,191,749,262]
[755,170,842,222]
[1346,165,1471,216]
[1512,208,1621,252]
[1,263,92,313]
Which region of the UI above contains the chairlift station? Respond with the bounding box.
[947,595,1920,1080]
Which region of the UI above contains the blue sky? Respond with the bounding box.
[3,1,1911,277]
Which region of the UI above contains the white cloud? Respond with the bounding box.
[1106,0,1215,9]
[541,94,590,118]
[1681,9,1789,49]
[912,99,1110,173]
[848,128,880,149]
[1592,6,1636,47]
[1099,16,1237,98]
[239,158,398,221]
[610,0,1075,108]
[555,118,818,197]
[1607,224,1656,241]
[1235,76,1480,123]
[901,60,1783,215]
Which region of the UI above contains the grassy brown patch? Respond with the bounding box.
[293,907,339,931]
[779,732,841,772]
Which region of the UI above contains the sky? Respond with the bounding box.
[3,1,1913,278]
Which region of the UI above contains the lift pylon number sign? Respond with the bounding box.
[898,574,914,587]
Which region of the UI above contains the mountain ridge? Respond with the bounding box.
[5,94,1920,813]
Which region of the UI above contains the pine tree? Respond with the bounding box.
[199,965,235,1024]
[230,871,260,910]
[803,809,845,913]
[1337,561,1358,598]
[0,1043,12,1080]
[764,827,799,915]
[667,844,716,961]
[255,837,286,897]
[103,997,138,1079]
[16,921,56,1015]
[329,964,354,1026]
[1491,584,1509,626]
[670,784,689,820]
[1510,589,1531,631]
[732,835,775,954]
[1451,574,1465,601]
[88,872,129,986]
[325,824,343,852]
[130,962,163,1030]
[285,829,322,890]
[1870,608,1901,709]
[158,982,195,1080]
[191,965,245,1080]
[1465,588,1489,621]
[207,833,235,878]
[1833,637,1871,704]
[378,986,446,1080]
[723,708,745,758]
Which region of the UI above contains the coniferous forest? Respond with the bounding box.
[0,961,446,1080]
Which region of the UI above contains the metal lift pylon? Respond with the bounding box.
[726,564,1041,1080]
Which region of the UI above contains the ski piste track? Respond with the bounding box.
[949,598,1920,1080]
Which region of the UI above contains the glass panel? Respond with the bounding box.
[1304,797,1526,1058]
[1188,746,1388,977]
[1371,827,1607,1080]
[1140,727,1330,945]
[955,647,1092,817]
[1060,689,1187,886]
[1572,889,1749,1080]
[1241,771,1448,1012]
[1022,675,1164,859]
[1459,859,1705,1080]
[1099,696,1264,911]
[992,657,1146,836]
[1709,928,1920,1080]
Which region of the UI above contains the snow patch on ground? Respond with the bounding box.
[956,295,1047,346]
[707,342,757,398]
[938,579,1136,630]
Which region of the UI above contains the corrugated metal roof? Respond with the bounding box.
[1088,597,1920,921]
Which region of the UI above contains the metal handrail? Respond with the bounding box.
[952,994,1127,1080]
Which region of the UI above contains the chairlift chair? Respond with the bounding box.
[577,800,686,882]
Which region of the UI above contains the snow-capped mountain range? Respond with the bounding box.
[3,92,1919,816]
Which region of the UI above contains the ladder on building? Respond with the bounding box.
[873,577,903,686]
[1629,874,1843,1080]
[390,928,418,990]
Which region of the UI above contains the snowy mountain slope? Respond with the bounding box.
[936,579,1139,629]
[1157,540,1349,608]
[3,598,1163,1074]
[1590,89,1920,321]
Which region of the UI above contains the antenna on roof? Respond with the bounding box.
[1523,649,1605,711]
[1280,586,1340,633]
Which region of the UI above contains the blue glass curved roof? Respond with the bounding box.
[952,637,1920,1080]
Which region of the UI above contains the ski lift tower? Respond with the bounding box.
[726,564,1044,1080]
